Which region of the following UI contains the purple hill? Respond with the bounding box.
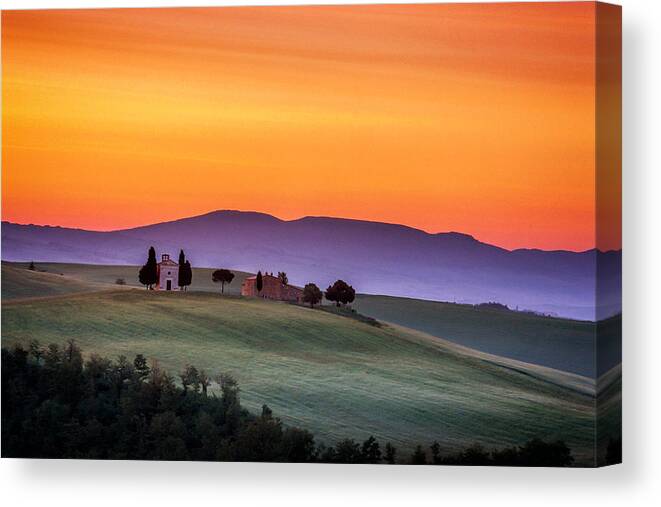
[1,210,621,321]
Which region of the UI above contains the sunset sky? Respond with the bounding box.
[1,3,620,251]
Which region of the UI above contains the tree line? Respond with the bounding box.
[2,342,584,466]
[245,271,355,309]
[206,265,356,311]
[137,247,357,309]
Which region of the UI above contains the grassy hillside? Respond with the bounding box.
[1,263,108,300]
[353,294,602,377]
[4,262,619,377]
[2,261,252,298]
[2,286,600,465]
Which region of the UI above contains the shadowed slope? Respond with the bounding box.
[353,294,621,378]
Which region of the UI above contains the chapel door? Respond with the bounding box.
[166,280,172,291]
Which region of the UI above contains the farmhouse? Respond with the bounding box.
[241,272,304,303]
[157,254,179,291]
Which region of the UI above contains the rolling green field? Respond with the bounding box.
[353,294,601,377]
[2,263,621,378]
[2,263,605,464]
[3,262,611,378]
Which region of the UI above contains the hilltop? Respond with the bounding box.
[2,210,621,320]
[1,262,252,300]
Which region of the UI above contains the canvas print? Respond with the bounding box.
[1,2,621,466]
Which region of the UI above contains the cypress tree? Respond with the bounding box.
[178,250,186,289]
[138,246,159,289]
[183,261,192,290]
[256,270,263,294]
[148,247,158,288]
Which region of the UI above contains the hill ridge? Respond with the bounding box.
[1,210,621,320]
[2,211,621,255]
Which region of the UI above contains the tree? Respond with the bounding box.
[134,354,150,381]
[180,261,192,291]
[430,441,442,464]
[384,442,397,464]
[410,445,427,464]
[281,427,316,463]
[277,272,288,285]
[198,369,211,396]
[115,354,137,390]
[179,365,200,394]
[324,280,356,307]
[216,373,241,435]
[177,251,192,290]
[333,439,362,463]
[459,443,491,465]
[340,284,356,306]
[178,250,186,289]
[138,266,150,289]
[138,247,158,289]
[256,271,263,294]
[302,283,323,308]
[261,404,273,419]
[361,436,381,464]
[217,373,240,408]
[212,269,235,294]
[29,339,43,364]
[28,261,36,271]
[516,438,573,467]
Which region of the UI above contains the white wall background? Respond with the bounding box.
[1,0,659,506]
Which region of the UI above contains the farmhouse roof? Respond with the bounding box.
[244,274,303,291]
[245,273,278,280]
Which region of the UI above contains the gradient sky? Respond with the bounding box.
[1,3,620,251]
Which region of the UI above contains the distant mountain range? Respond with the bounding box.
[1,210,621,321]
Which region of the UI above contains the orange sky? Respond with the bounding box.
[1,3,620,251]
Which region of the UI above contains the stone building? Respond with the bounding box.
[156,253,179,291]
[241,272,303,302]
